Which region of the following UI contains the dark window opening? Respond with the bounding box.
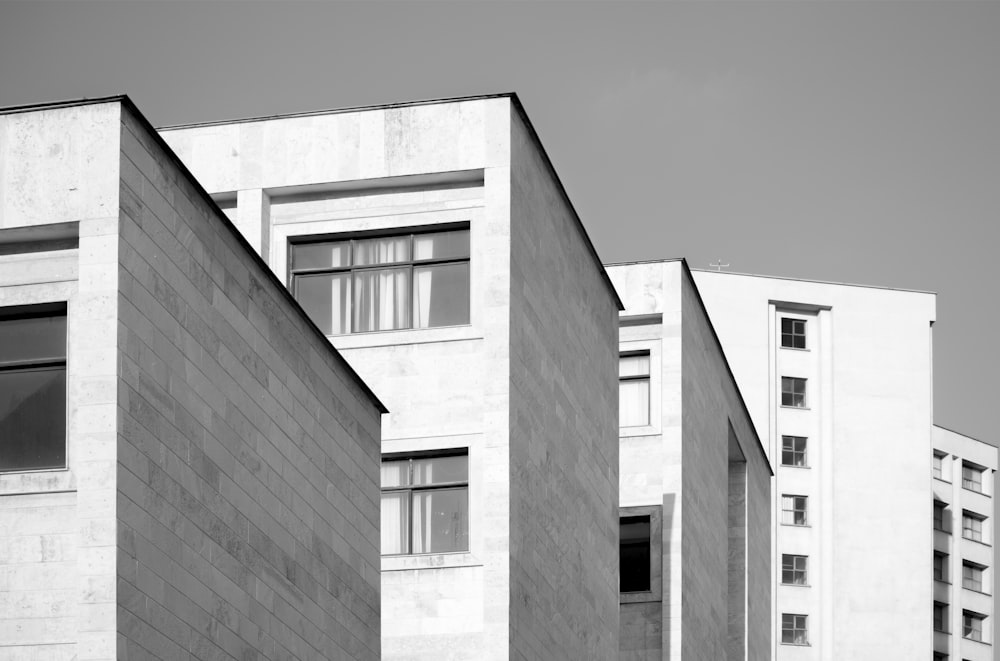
[620,515,651,592]
[781,318,807,349]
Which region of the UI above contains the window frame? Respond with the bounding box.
[0,302,69,474]
[288,224,471,336]
[780,613,808,645]
[963,610,986,642]
[934,500,949,534]
[619,504,662,604]
[962,561,986,593]
[781,435,808,468]
[781,553,808,586]
[933,451,947,481]
[962,462,985,494]
[619,350,651,429]
[934,551,948,583]
[962,510,986,543]
[780,317,807,350]
[781,494,808,526]
[780,376,808,408]
[934,601,949,633]
[380,449,470,556]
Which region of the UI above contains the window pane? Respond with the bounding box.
[619,355,650,378]
[381,460,410,487]
[354,236,410,266]
[0,315,66,364]
[291,242,349,270]
[620,380,650,427]
[0,367,66,471]
[620,516,651,592]
[381,492,409,555]
[294,273,351,335]
[412,487,468,553]
[413,263,470,328]
[354,268,411,332]
[412,455,468,485]
[413,230,470,261]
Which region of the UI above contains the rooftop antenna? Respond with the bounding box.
[709,259,730,272]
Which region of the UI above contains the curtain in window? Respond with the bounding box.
[354,268,410,332]
[381,492,408,555]
[413,263,470,328]
[619,380,650,427]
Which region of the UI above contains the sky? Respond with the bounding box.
[0,1,996,440]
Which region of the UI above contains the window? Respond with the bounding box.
[781,613,808,645]
[0,304,67,472]
[963,562,985,592]
[963,610,985,642]
[781,554,808,585]
[934,552,948,582]
[781,318,806,349]
[962,511,985,543]
[932,654,947,661]
[619,352,650,428]
[781,495,808,526]
[781,377,807,408]
[933,451,946,481]
[620,515,651,592]
[290,227,470,335]
[934,602,948,632]
[962,463,984,493]
[934,501,949,533]
[781,436,807,467]
[381,453,468,555]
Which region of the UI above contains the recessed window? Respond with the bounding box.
[781,318,806,349]
[932,653,947,661]
[0,304,67,472]
[933,451,946,481]
[781,436,807,467]
[934,501,949,533]
[381,453,468,555]
[290,227,470,335]
[620,515,651,592]
[963,610,986,642]
[781,495,808,526]
[962,462,985,494]
[934,602,948,632]
[962,561,985,592]
[934,552,948,582]
[781,554,807,585]
[781,613,808,645]
[781,377,807,408]
[962,511,985,543]
[619,352,650,428]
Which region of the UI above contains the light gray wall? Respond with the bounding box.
[114,105,383,661]
[507,111,620,660]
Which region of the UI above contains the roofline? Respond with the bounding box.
[157,92,519,131]
[81,95,389,414]
[934,424,997,448]
[690,266,936,296]
[0,94,131,116]
[605,257,684,268]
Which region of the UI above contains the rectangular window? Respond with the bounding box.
[934,501,948,533]
[934,552,948,582]
[619,352,650,428]
[381,452,468,555]
[962,462,984,493]
[0,304,67,472]
[781,554,808,585]
[781,436,807,467]
[290,227,470,335]
[781,495,808,526]
[963,561,985,592]
[781,377,807,408]
[933,451,946,481]
[963,610,985,641]
[781,613,808,645]
[781,318,807,349]
[962,511,985,543]
[620,515,651,592]
[934,602,948,632]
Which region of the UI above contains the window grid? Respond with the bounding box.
[962,463,984,493]
[934,552,948,582]
[781,613,808,645]
[780,318,807,349]
[934,602,948,633]
[963,562,985,592]
[962,511,985,543]
[781,436,807,467]
[781,377,807,408]
[781,495,808,526]
[381,453,469,556]
[934,501,948,533]
[781,554,808,585]
[963,611,985,642]
[619,352,651,428]
[933,452,945,480]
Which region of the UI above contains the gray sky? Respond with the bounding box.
[1,0,997,447]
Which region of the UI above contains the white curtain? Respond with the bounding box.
[414,268,433,328]
[619,380,649,427]
[381,492,407,554]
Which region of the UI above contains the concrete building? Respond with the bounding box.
[160,93,625,661]
[0,97,385,661]
[932,424,997,661]
[607,259,773,661]
[691,269,937,660]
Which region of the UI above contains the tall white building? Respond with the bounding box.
[932,424,997,661]
[690,269,937,660]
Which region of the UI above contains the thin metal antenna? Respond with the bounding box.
[709,259,730,271]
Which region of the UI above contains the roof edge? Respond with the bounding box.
[690,267,936,296]
[0,94,130,116]
[934,424,997,448]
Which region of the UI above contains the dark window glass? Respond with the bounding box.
[620,516,651,592]
[781,613,808,644]
[414,262,470,329]
[781,554,808,585]
[0,306,67,472]
[781,436,807,467]
[781,318,806,349]
[781,377,807,408]
[381,454,469,555]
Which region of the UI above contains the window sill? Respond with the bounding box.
[0,468,74,496]
[620,590,660,605]
[933,528,951,535]
[620,426,660,438]
[934,579,951,586]
[780,642,811,647]
[933,476,951,484]
[382,551,480,572]
[962,486,989,497]
[780,465,810,470]
[780,346,810,352]
[962,537,992,548]
[962,587,992,597]
[780,583,811,588]
[780,523,811,528]
[780,406,811,411]
[331,324,482,349]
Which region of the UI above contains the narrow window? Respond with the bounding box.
[0,303,67,472]
[381,453,469,555]
[962,511,985,543]
[963,610,985,641]
[933,451,946,480]
[781,436,807,467]
[781,554,808,585]
[620,515,651,592]
[934,501,948,533]
[962,561,985,592]
[962,462,984,493]
[780,318,806,349]
[933,552,948,582]
[781,377,807,408]
[781,495,808,526]
[781,613,808,645]
[619,352,650,428]
[933,602,948,632]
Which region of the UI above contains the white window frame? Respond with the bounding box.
[962,462,985,494]
[781,495,808,526]
[781,613,808,645]
[962,511,985,543]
